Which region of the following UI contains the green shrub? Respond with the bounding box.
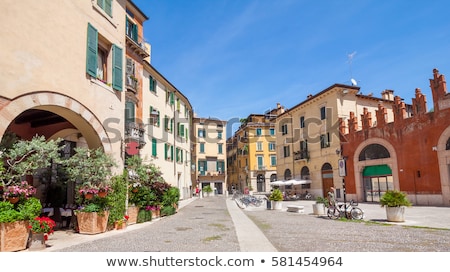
[380,190,412,207]
[269,189,283,201]
[137,209,152,223]
[160,205,176,217]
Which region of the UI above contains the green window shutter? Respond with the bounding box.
[170,145,174,161]
[86,23,98,77]
[185,128,188,141]
[180,124,185,137]
[157,111,160,126]
[132,23,138,43]
[149,76,155,92]
[170,92,175,105]
[152,138,157,156]
[164,116,169,130]
[112,44,123,91]
[170,118,173,132]
[181,149,183,162]
[125,101,135,124]
[177,122,180,136]
[105,0,112,17]
[164,144,168,160]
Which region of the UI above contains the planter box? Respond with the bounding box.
[386,206,406,222]
[76,211,109,234]
[0,221,29,252]
[127,206,139,225]
[272,201,283,210]
[312,203,326,215]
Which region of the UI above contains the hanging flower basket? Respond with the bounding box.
[97,191,108,198]
[84,193,94,200]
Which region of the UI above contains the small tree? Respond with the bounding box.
[0,135,63,187]
[64,147,117,189]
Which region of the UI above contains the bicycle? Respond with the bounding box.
[327,200,364,220]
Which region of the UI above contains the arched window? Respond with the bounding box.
[359,144,390,161]
[446,138,450,150]
[301,166,310,180]
[321,163,332,171]
[284,169,292,180]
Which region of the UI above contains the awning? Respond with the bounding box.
[270,179,312,186]
[363,164,392,176]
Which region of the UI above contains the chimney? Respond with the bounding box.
[381,89,394,101]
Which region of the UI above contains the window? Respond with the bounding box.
[300,140,308,159]
[178,123,185,137]
[269,128,275,136]
[198,128,205,138]
[198,160,207,175]
[257,156,264,170]
[320,133,330,148]
[281,124,288,135]
[125,101,135,124]
[97,0,112,17]
[164,143,173,160]
[283,146,290,157]
[176,99,181,112]
[166,91,175,105]
[268,142,276,151]
[300,116,305,128]
[164,116,173,133]
[86,23,122,91]
[359,144,390,161]
[176,148,180,162]
[256,128,262,136]
[217,131,222,139]
[149,75,156,92]
[218,143,223,154]
[320,106,326,120]
[256,141,263,151]
[126,18,138,43]
[151,138,157,157]
[217,161,225,173]
[149,106,160,126]
[270,155,277,166]
[200,143,205,153]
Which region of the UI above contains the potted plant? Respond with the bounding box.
[269,188,284,210]
[202,185,213,197]
[313,196,329,215]
[64,147,117,234]
[27,216,56,250]
[380,190,412,222]
[0,136,61,251]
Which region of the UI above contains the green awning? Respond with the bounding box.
[363,164,392,176]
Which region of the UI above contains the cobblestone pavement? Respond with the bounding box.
[44,196,450,252]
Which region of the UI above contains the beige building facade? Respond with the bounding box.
[0,0,194,201]
[276,84,407,200]
[192,117,227,195]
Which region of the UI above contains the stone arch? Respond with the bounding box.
[436,125,450,205]
[353,138,398,202]
[0,91,113,153]
[284,169,292,180]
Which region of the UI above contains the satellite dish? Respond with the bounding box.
[350,78,357,86]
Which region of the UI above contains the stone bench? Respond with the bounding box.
[286,205,305,213]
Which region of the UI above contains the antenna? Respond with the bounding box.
[347,51,357,85]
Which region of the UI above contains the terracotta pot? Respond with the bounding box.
[7,197,20,204]
[0,221,29,252]
[97,191,107,198]
[84,193,94,200]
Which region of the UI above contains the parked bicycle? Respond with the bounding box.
[240,195,264,207]
[327,199,364,220]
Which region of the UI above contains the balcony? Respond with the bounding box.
[197,172,226,182]
[254,165,267,171]
[125,122,146,148]
[294,150,310,161]
[125,74,138,93]
[126,32,150,58]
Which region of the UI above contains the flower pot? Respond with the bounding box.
[126,206,139,225]
[386,206,406,222]
[273,201,283,210]
[76,211,109,234]
[7,197,19,204]
[132,188,138,193]
[28,232,46,251]
[313,203,326,215]
[97,191,107,198]
[0,221,29,252]
[84,193,94,200]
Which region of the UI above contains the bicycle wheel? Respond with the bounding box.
[327,206,340,219]
[351,207,364,220]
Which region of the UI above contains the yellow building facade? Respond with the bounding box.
[276,84,404,200]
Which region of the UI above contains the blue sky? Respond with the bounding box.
[134,0,450,125]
